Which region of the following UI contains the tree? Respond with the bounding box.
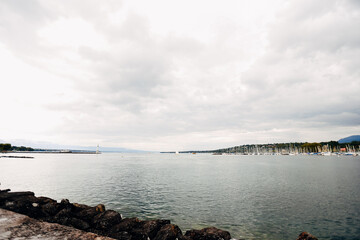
[0,143,12,152]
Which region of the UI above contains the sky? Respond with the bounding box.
[0,0,359,151]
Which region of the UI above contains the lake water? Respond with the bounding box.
[1,153,359,240]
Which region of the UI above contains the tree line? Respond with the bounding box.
[0,143,34,152]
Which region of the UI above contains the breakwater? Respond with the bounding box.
[0,189,317,240]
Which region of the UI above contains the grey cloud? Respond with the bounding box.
[304,112,360,127]
[76,48,174,113]
[348,0,360,7]
[1,0,359,150]
[0,1,50,55]
[163,35,204,57]
[239,0,360,131]
[280,0,337,22]
[1,0,53,23]
[270,0,360,53]
[42,0,122,26]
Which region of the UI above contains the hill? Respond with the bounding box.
[338,135,360,143]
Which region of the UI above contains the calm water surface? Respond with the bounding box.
[1,153,359,240]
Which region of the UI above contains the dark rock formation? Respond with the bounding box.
[93,210,122,231]
[296,232,318,240]
[130,219,171,239]
[0,189,318,240]
[110,217,141,233]
[0,188,11,193]
[41,201,60,217]
[153,224,184,240]
[185,227,231,240]
[76,205,105,223]
[0,190,190,240]
[0,208,114,240]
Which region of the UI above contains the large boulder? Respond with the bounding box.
[0,188,11,193]
[131,219,171,240]
[0,191,35,202]
[67,217,91,231]
[296,232,318,240]
[54,207,73,225]
[185,227,231,240]
[41,201,61,217]
[96,204,106,212]
[0,192,45,218]
[75,205,105,223]
[110,217,141,233]
[59,199,73,211]
[72,203,92,212]
[93,210,122,230]
[153,224,183,240]
[37,196,57,204]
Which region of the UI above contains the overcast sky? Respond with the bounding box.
[0,0,359,151]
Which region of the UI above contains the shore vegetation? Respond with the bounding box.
[0,143,34,152]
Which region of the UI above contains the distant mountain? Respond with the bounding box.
[338,135,360,143]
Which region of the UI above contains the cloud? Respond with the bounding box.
[239,0,360,130]
[0,0,359,150]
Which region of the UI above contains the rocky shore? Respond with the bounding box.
[0,208,113,240]
[0,189,318,240]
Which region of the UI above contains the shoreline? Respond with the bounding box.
[0,189,318,240]
[1,151,98,154]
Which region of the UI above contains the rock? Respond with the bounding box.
[57,199,74,215]
[153,224,183,240]
[185,227,231,240]
[61,199,70,205]
[131,219,171,240]
[60,199,72,209]
[0,192,37,210]
[41,201,61,217]
[96,204,106,212]
[296,232,318,240]
[68,217,91,231]
[0,191,237,240]
[110,217,141,233]
[93,210,122,230]
[0,208,114,240]
[37,196,57,204]
[108,231,132,240]
[5,201,15,207]
[1,194,44,218]
[73,203,92,212]
[76,206,104,223]
[54,208,73,225]
[0,191,35,201]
